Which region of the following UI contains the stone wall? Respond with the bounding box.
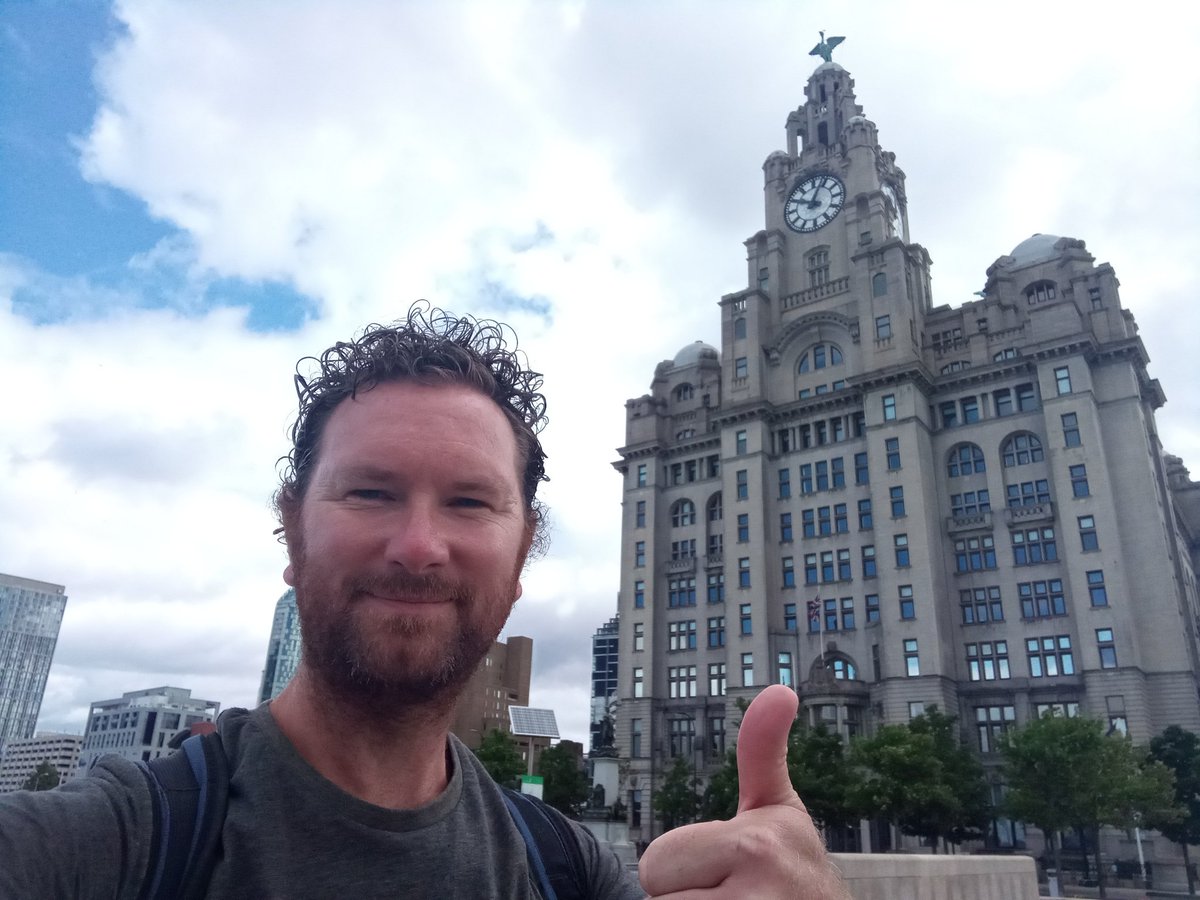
[831,853,1038,900]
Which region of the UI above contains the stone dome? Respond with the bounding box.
[1008,233,1064,268]
[672,341,719,367]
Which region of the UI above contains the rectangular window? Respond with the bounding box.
[782,556,795,588]
[784,602,797,632]
[780,512,793,543]
[1054,366,1072,395]
[1018,579,1066,619]
[885,437,901,470]
[668,666,698,698]
[854,452,869,485]
[894,533,910,568]
[667,718,696,759]
[994,388,1013,417]
[833,503,848,534]
[1011,527,1057,565]
[634,580,645,609]
[635,500,646,528]
[861,545,877,579]
[898,585,915,620]
[865,594,880,624]
[707,616,726,648]
[634,541,646,567]
[815,461,829,492]
[975,705,1016,753]
[952,489,991,516]
[741,653,754,687]
[904,639,920,677]
[823,597,838,633]
[738,558,751,588]
[1026,635,1074,677]
[955,535,997,571]
[875,314,892,340]
[708,663,727,697]
[1079,515,1099,551]
[966,641,1012,681]
[633,667,644,698]
[670,540,697,561]
[736,469,749,500]
[668,620,698,651]
[841,596,856,631]
[820,551,835,583]
[1089,286,1103,308]
[1087,570,1108,607]
[961,396,980,424]
[735,357,748,379]
[636,464,647,487]
[882,394,897,421]
[1006,480,1050,509]
[736,429,747,455]
[799,463,813,495]
[707,533,723,557]
[1017,383,1038,412]
[708,716,726,757]
[668,577,697,608]
[633,622,645,652]
[777,652,794,688]
[890,486,906,518]
[1097,628,1117,668]
[802,509,816,539]
[909,701,925,719]
[858,499,873,530]
[1034,702,1080,720]
[707,571,725,604]
[818,505,832,536]
[960,586,1004,624]
[940,401,958,429]
[804,554,818,585]
[1070,464,1090,498]
[836,548,852,581]
[778,468,791,499]
[631,719,642,757]
[737,513,750,543]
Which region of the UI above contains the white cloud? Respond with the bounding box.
[4,0,1199,744]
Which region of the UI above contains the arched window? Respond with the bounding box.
[813,655,857,681]
[1002,433,1044,468]
[993,348,1018,362]
[947,443,986,477]
[1024,280,1057,304]
[797,343,844,374]
[734,317,747,340]
[706,493,723,523]
[671,499,696,527]
[673,383,694,402]
[872,272,888,297]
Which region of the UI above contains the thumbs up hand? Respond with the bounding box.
[638,685,849,898]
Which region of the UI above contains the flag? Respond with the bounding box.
[806,596,821,624]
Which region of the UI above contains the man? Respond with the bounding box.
[0,307,847,898]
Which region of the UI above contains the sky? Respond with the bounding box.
[2,0,1198,747]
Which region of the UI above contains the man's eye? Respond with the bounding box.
[451,497,487,508]
[349,489,390,501]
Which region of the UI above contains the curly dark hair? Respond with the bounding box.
[275,303,549,546]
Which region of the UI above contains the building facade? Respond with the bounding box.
[450,635,533,750]
[77,686,220,770]
[590,615,619,753]
[258,587,302,703]
[0,732,83,793]
[0,573,68,757]
[612,54,1200,848]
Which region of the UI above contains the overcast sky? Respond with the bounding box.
[2,1,1198,746]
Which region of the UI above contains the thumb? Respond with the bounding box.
[736,684,801,813]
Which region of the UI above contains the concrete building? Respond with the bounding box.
[0,573,68,757]
[590,615,619,753]
[612,50,1200,854]
[0,731,83,793]
[258,587,302,703]
[450,635,533,750]
[77,686,220,770]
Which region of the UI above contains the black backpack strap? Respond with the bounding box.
[137,732,230,900]
[502,788,587,900]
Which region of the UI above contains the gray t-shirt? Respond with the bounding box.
[0,705,644,899]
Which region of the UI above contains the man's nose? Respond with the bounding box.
[383,502,450,573]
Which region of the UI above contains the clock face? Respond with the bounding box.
[882,183,902,238]
[784,174,845,233]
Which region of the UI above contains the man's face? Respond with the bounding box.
[282,381,534,708]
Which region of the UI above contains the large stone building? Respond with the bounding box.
[77,686,220,770]
[0,732,83,793]
[612,49,1200,850]
[0,573,68,757]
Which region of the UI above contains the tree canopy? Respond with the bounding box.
[1147,725,1200,895]
[653,755,700,832]
[473,728,524,790]
[537,741,590,818]
[21,761,61,792]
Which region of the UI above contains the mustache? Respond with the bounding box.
[348,571,469,602]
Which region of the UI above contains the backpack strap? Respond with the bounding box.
[502,788,587,900]
[137,732,230,900]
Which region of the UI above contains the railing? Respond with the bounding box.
[780,276,850,310]
[946,511,993,534]
[1005,502,1054,525]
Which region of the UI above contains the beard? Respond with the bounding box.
[290,550,520,717]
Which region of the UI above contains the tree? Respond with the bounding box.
[473,729,524,790]
[1147,725,1200,894]
[700,749,739,821]
[850,708,989,852]
[1000,714,1179,899]
[788,723,863,842]
[538,741,590,818]
[21,761,60,792]
[653,755,700,832]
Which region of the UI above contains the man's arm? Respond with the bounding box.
[638,685,849,899]
[0,758,153,900]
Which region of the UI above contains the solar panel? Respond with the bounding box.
[508,706,559,738]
